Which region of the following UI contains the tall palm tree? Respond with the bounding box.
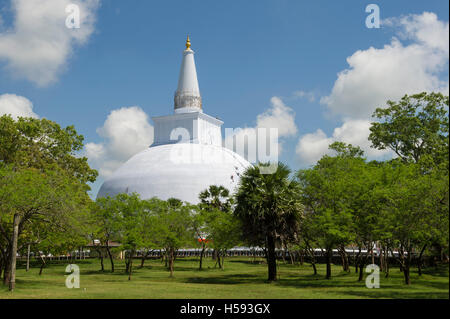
[234,162,303,281]
[199,185,233,212]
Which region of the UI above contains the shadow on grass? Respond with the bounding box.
[184,273,261,285]
[421,265,449,277]
[228,259,266,266]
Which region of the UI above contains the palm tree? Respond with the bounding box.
[234,163,303,281]
[199,185,233,212]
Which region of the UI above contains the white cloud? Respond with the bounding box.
[225,96,297,163]
[293,90,316,102]
[296,129,332,165]
[257,97,297,137]
[321,12,449,119]
[386,12,449,55]
[297,12,448,165]
[0,93,39,119]
[296,119,393,165]
[0,0,100,86]
[85,106,154,178]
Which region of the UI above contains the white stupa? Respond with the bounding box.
[97,37,251,204]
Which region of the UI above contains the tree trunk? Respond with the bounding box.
[339,245,349,272]
[98,249,104,272]
[404,246,412,285]
[140,250,149,268]
[371,243,375,265]
[106,244,114,272]
[8,214,20,291]
[199,244,205,270]
[355,247,361,273]
[0,253,3,280]
[325,247,332,279]
[417,244,427,276]
[221,253,225,270]
[312,260,317,275]
[3,250,11,285]
[169,248,174,277]
[286,245,294,265]
[26,244,31,272]
[384,246,390,278]
[217,252,223,269]
[379,245,384,272]
[128,251,134,281]
[358,261,365,281]
[399,246,404,273]
[39,254,46,276]
[267,234,277,281]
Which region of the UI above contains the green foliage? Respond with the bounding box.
[199,185,233,212]
[297,150,363,250]
[234,163,303,246]
[234,162,304,281]
[0,164,92,271]
[151,198,195,252]
[0,115,98,183]
[369,92,449,166]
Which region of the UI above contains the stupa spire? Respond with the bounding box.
[174,35,202,113]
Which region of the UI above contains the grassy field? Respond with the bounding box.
[0,257,448,299]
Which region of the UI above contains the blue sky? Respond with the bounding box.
[0,0,448,197]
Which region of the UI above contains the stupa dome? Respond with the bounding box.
[97,37,252,203]
[97,143,251,204]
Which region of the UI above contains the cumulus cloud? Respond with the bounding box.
[85,106,154,178]
[297,12,448,165]
[0,0,100,86]
[225,96,297,163]
[296,119,393,165]
[293,90,316,102]
[257,97,298,136]
[0,93,39,119]
[386,12,449,54]
[321,12,449,119]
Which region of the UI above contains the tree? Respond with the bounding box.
[0,115,97,290]
[139,198,166,268]
[199,185,233,212]
[297,143,363,279]
[197,185,243,270]
[378,160,448,284]
[151,198,195,277]
[91,196,122,272]
[206,209,242,269]
[369,92,449,276]
[191,206,209,270]
[369,92,449,166]
[111,193,145,280]
[0,115,97,183]
[234,163,303,282]
[197,185,235,268]
[0,165,91,290]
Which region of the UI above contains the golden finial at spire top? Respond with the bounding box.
[186,35,191,50]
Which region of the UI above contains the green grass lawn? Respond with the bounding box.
[0,257,448,299]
